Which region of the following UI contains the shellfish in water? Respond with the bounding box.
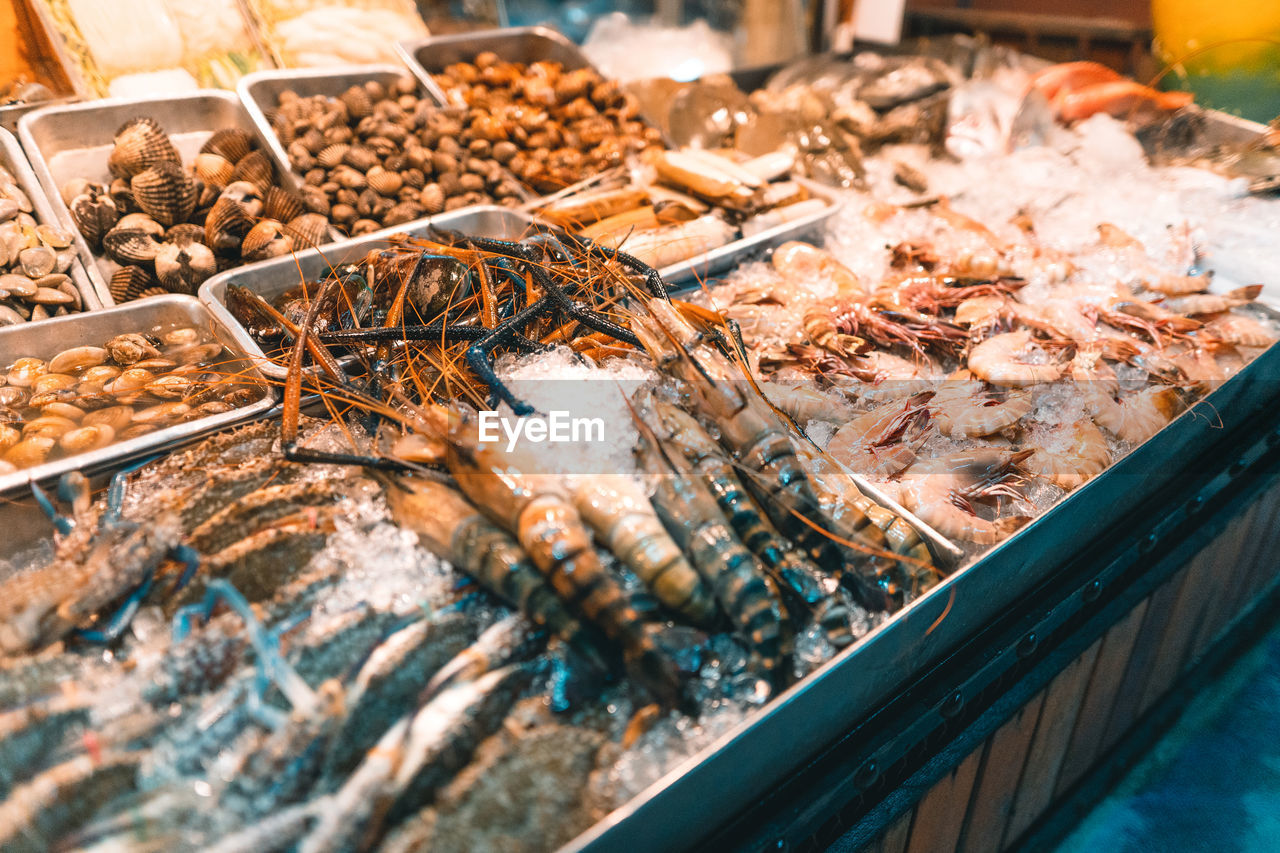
[108,117,180,179]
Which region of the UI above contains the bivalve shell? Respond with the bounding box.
[106,367,155,394]
[131,162,197,227]
[108,117,180,179]
[340,84,374,119]
[317,143,349,169]
[367,167,403,196]
[283,213,329,249]
[116,213,165,237]
[0,272,36,298]
[7,357,46,386]
[68,188,119,250]
[3,435,54,468]
[241,219,294,261]
[59,423,114,454]
[23,414,77,439]
[105,333,161,366]
[154,241,217,294]
[200,128,254,164]
[166,223,207,247]
[264,186,305,223]
[194,152,235,188]
[162,327,200,346]
[31,372,76,394]
[109,266,155,302]
[204,197,253,253]
[19,245,56,277]
[146,373,193,398]
[132,401,191,425]
[229,150,274,191]
[83,405,134,431]
[219,182,264,218]
[49,345,107,375]
[103,228,162,265]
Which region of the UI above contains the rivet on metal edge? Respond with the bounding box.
[1229,456,1249,477]
[1083,579,1103,603]
[940,690,963,718]
[1187,493,1207,514]
[854,759,879,788]
[1140,531,1159,553]
[1017,631,1039,657]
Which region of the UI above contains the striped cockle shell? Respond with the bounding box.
[131,162,197,227]
[219,181,264,218]
[165,222,207,247]
[155,240,217,294]
[204,197,254,253]
[108,117,180,179]
[229,150,273,191]
[241,219,294,261]
[366,166,403,196]
[263,186,305,223]
[194,152,235,188]
[339,84,373,119]
[109,265,155,302]
[317,143,350,169]
[102,228,162,266]
[69,187,119,250]
[200,128,255,164]
[283,213,329,249]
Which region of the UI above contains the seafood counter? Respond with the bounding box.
[2,35,1280,853]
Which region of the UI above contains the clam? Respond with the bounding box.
[108,177,137,213]
[23,415,77,439]
[384,200,427,227]
[146,373,193,398]
[169,342,223,364]
[106,367,155,394]
[283,213,329,249]
[48,345,107,375]
[36,224,72,249]
[0,423,17,453]
[219,181,264,218]
[342,145,379,172]
[60,177,93,207]
[229,150,274,191]
[68,188,119,250]
[0,305,22,326]
[317,143,349,169]
[3,435,54,468]
[108,117,180,179]
[32,287,74,305]
[19,246,56,277]
[32,372,78,394]
[83,405,134,431]
[45,401,87,422]
[116,213,165,238]
[131,162,197,227]
[194,152,235,188]
[105,333,161,366]
[28,387,76,409]
[0,273,36,298]
[162,327,200,346]
[109,266,156,303]
[340,84,374,120]
[154,241,217,294]
[132,401,191,425]
[7,357,47,386]
[82,365,122,384]
[200,127,254,164]
[0,386,27,407]
[367,166,403,196]
[204,197,254,253]
[103,228,162,265]
[59,423,115,454]
[241,219,294,261]
[264,186,305,223]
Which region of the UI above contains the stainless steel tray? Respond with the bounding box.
[0,97,77,134]
[0,293,276,499]
[563,112,1280,852]
[18,90,304,306]
[198,205,540,380]
[397,26,596,106]
[0,126,98,314]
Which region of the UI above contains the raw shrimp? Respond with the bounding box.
[1203,312,1277,348]
[930,371,1032,438]
[827,393,932,478]
[1090,386,1183,443]
[1161,285,1262,316]
[897,450,1028,545]
[1023,419,1111,490]
[968,329,1063,387]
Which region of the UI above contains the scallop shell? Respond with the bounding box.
[155,241,218,294]
[340,84,374,120]
[317,143,350,169]
[194,152,235,188]
[264,186,305,223]
[108,117,180,179]
[69,189,119,250]
[229,150,274,191]
[103,228,162,265]
[166,222,207,247]
[131,162,197,227]
[200,128,254,164]
[109,265,155,302]
[204,197,254,253]
[241,219,294,261]
[283,213,329,249]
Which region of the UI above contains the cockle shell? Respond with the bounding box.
[155,240,217,294]
[194,152,235,188]
[366,166,403,196]
[264,186,305,223]
[108,117,180,179]
[219,181,264,218]
[103,228,162,265]
[241,219,294,261]
[200,128,254,164]
[68,187,118,250]
[116,213,164,237]
[229,150,274,191]
[131,162,197,227]
[204,197,254,253]
[317,143,349,169]
[340,84,374,120]
[165,222,207,247]
[283,213,329,249]
[109,266,155,302]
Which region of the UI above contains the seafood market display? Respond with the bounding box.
[0,167,83,324]
[57,116,313,302]
[2,31,1280,853]
[429,50,665,192]
[530,147,834,271]
[0,322,266,474]
[264,74,527,235]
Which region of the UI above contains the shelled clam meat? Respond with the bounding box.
[0,325,266,473]
[268,75,527,236]
[59,117,324,302]
[532,146,831,269]
[0,170,82,324]
[432,51,665,192]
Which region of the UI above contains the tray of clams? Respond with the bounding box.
[0,127,95,324]
[0,293,274,496]
[19,90,327,307]
[238,65,531,238]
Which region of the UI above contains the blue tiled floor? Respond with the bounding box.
[1053,621,1280,853]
